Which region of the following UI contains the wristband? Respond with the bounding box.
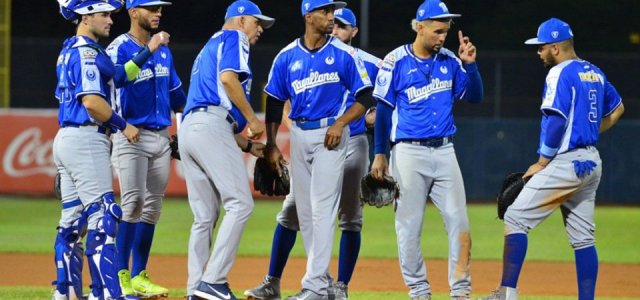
[104,112,127,131]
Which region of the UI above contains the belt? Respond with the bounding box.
[395,136,453,148]
[294,117,336,130]
[141,126,167,131]
[189,106,237,127]
[61,123,112,136]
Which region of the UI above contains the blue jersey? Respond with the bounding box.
[184,29,252,132]
[538,59,622,154]
[347,49,381,136]
[264,36,372,122]
[55,36,113,126]
[107,34,184,129]
[373,45,474,141]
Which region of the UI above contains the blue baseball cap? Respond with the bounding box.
[525,18,574,45]
[225,0,275,29]
[126,0,172,9]
[58,0,123,23]
[334,8,356,27]
[415,0,460,21]
[301,0,346,16]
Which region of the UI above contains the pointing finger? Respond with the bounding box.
[458,30,465,44]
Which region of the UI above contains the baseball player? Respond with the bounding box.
[370,0,483,299]
[482,18,624,300]
[106,0,185,298]
[244,7,380,300]
[178,1,274,299]
[260,0,376,299]
[52,0,140,299]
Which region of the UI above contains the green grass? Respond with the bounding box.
[1,197,639,263]
[0,287,637,300]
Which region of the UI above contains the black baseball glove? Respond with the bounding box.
[360,174,399,208]
[497,172,529,220]
[169,134,180,160]
[54,172,62,200]
[253,158,290,196]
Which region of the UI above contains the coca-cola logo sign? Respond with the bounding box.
[3,128,56,177]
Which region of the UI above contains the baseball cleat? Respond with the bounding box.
[118,269,137,297]
[285,289,328,300]
[333,281,348,300]
[131,270,168,298]
[194,282,238,300]
[244,275,281,300]
[480,286,518,300]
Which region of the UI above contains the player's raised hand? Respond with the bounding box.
[149,31,170,52]
[457,30,476,64]
[324,120,345,150]
[123,123,140,143]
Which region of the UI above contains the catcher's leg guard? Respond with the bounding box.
[53,200,87,300]
[85,192,123,299]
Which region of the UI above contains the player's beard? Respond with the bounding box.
[138,18,159,34]
[542,52,556,69]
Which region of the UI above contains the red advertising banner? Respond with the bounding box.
[0,109,290,197]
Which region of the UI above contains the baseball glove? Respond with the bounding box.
[54,172,62,200]
[360,174,399,208]
[497,172,529,220]
[253,158,290,196]
[169,134,180,160]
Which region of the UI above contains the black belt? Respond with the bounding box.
[61,123,112,136]
[189,106,237,127]
[141,126,167,131]
[394,136,453,148]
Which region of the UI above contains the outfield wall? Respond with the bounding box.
[0,109,637,203]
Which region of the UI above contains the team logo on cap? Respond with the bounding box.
[304,2,310,11]
[439,3,448,12]
[238,6,245,13]
[418,9,425,17]
[551,31,559,39]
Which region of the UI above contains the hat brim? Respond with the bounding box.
[334,16,354,26]
[524,38,545,45]
[418,13,461,21]
[128,1,172,9]
[75,1,122,15]
[255,15,275,29]
[308,1,347,14]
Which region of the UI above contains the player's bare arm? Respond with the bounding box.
[81,94,140,143]
[600,103,624,133]
[220,71,264,140]
[265,122,286,176]
[325,102,366,150]
[458,30,476,64]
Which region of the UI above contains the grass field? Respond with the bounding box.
[1,197,639,299]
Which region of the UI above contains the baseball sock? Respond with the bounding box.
[500,233,527,288]
[268,223,297,278]
[575,246,598,300]
[116,221,136,271]
[337,230,361,284]
[131,222,155,277]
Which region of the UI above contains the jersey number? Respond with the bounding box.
[588,89,597,123]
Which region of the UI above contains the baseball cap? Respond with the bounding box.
[126,0,172,9]
[524,18,574,45]
[415,0,460,21]
[334,8,356,27]
[225,0,275,29]
[301,0,347,16]
[58,0,123,23]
